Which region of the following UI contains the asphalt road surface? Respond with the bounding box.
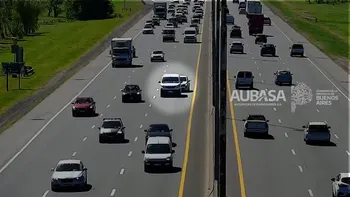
[226,2,349,197]
[0,2,211,197]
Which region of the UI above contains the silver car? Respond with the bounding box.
[143,24,154,34]
[51,160,87,191]
[151,50,165,62]
[303,121,331,144]
[180,75,191,92]
[290,43,304,57]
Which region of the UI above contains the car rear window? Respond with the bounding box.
[341,178,350,184]
[308,125,329,132]
[246,122,267,129]
[245,72,252,78]
[293,44,304,49]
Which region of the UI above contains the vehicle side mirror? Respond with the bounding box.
[331,178,335,181]
[109,50,112,55]
[141,150,145,154]
[302,126,306,128]
[172,150,175,153]
[252,76,254,78]
[139,89,142,92]
[158,81,161,83]
[170,129,173,131]
[83,168,87,171]
[98,127,101,130]
[328,126,331,129]
[266,120,269,122]
[242,119,246,121]
[188,80,191,82]
[51,168,54,171]
[289,47,291,49]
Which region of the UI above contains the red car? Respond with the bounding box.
[71,97,96,117]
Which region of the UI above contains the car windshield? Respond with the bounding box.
[153,51,163,54]
[112,48,129,54]
[341,178,350,184]
[163,29,175,34]
[146,144,171,154]
[278,71,291,76]
[190,25,197,28]
[231,43,242,46]
[237,72,252,78]
[180,77,187,82]
[102,121,121,129]
[149,125,170,133]
[144,24,152,28]
[75,98,91,104]
[185,30,196,34]
[293,44,303,49]
[125,85,139,91]
[308,125,329,132]
[56,163,81,172]
[162,77,179,83]
[155,8,165,12]
[246,122,267,129]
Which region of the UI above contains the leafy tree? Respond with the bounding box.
[47,0,64,17]
[65,0,115,20]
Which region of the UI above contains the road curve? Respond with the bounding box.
[226,2,349,197]
[0,2,211,197]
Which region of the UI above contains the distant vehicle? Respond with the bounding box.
[71,97,96,117]
[159,73,182,97]
[193,5,200,12]
[193,13,202,20]
[99,118,126,142]
[143,24,154,34]
[190,24,199,33]
[303,121,331,144]
[144,124,173,145]
[173,0,179,3]
[198,0,204,5]
[152,16,160,25]
[142,136,175,172]
[243,114,269,137]
[226,14,234,24]
[145,21,155,28]
[175,13,183,24]
[255,34,267,44]
[229,41,244,54]
[184,0,191,5]
[180,75,191,92]
[162,28,176,42]
[51,160,87,191]
[239,8,246,15]
[230,25,242,38]
[290,44,304,57]
[191,18,200,25]
[332,173,350,197]
[165,23,175,29]
[234,71,254,89]
[232,0,239,3]
[110,38,136,67]
[151,50,165,62]
[274,70,293,86]
[168,17,178,27]
[180,14,188,22]
[120,84,142,102]
[238,0,246,10]
[194,10,203,18]
[263,16,271,25]
[260,44,276,56]
[183,27,198,43]
[248,14,264,35]
[168,8,175,14]
[153,2,167,19]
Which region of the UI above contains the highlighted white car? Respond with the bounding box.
[158,73,182,97]
[51,160,87,191]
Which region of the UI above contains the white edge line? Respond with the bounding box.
[42,190,49,197]
[271,20,350,101]
[284,133,288,137]
[346,150,350,156]
[291,149,296,155]
[128,151,132,156]
[110,189,116,196]
[308,189,314,197]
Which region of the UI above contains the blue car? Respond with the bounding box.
[274,70,293,85]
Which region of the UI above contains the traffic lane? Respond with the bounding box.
[0,10,153,169]
[262,4,349,94]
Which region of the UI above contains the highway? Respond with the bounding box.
[0,2,211,197]
[226,2,349,197]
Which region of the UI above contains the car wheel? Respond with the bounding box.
[301,53,304,57]
[72,111,76,117]
[244,132,248,137]
[144,164,149,172]
[99,136,104,143]
[122,97,126,103]
[150,58,153,62]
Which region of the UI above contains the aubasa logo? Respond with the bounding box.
[230,90,287,102]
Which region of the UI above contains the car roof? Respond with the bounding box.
[308,121,327,125]
[162,73,180,78]
[340,173,350,178]
[149,123,169,127]
[185,27,196,31]
[231,41,242,44]
[277,70,291,74]
[152,50,163,53]
[103,117,122,122]
[264,43,275,47]
[147,136,171,145]
[58,159,81,165]
[180,75,188,78]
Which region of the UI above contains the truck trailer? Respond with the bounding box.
[110,38,136,67]
[248,14,264,35]
[153,1,167,19]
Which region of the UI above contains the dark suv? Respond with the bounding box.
[260,44,276,56]
[121,84,142,102]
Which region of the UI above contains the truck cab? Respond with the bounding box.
[110,38,136,67]
[154,2,167,19]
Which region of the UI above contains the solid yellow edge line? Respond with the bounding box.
[178,4,206,197]
[227,72,247,197]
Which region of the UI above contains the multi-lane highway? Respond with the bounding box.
[226,2,349,197]
[0,2,211,197]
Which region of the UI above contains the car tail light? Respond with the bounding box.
[339,183,348,188]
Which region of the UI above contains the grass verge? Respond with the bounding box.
[263,0,349,69]
[0,0,143,116]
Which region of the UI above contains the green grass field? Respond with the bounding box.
[264,0,349,61]
[0,1,143,115]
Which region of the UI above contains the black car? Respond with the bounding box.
[274,70,293,85]
[144,124,173,145]
[168,17,179,28]
[260,44,276,56]
[230,42,244,54]
[180,14,188,23]
[290,44,304,57]
[152,17,160,26]
[264,16,271,26]
[121,85,142,102]
[230,25,242,38]
[255,34,267,44]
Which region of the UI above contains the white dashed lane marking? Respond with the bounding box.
[259,73,261,76]
[334,134,339,139]
[273,107,276,111]
[124,82,127,84]
[316,109,319,112]
[291,149,296,155]
[113,96,116,99]
[140,125,143,129]
[120,168,125,175]
[72,152,77,157]
[128,76,131,79]
[145,113,148,117]
[149,104,152,107]
[134,137,138,141]
[110,189,116,196]
[100,114,103,117]
[346,150,350,156]
[42,190,49,197]
[107,105,110,108]
[153,96,156,99]
[83,137,87,141]
[308,189,314,197]
[298,166,303,172]
[278,119,281,123]
[284,133,288,138]
[92,125,95,129]
[128,151,132,157]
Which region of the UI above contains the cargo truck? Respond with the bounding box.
[153,1,167,19]
[110,38,136,67]
[248,14,264,35]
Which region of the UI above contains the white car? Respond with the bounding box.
[332,173,350,197]
[165,23,175,29]
[180,75,191,92]
[303,121,331,144]
[243,114,269,137]
[158,73,182,97]
[150,50,165,62]
[51,159,88,191]
[143,24,154,34]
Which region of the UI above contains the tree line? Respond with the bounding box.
[0,0,115,39]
